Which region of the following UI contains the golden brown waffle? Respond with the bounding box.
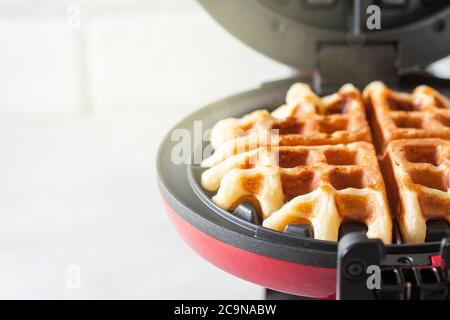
[364,81,450,153]
[201,81,450,245]
[202,83,371,167]
[203,142,392,244]
[382,139,450,243]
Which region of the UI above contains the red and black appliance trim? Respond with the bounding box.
[157,76,450,299]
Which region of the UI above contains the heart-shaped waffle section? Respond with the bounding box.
[382,138,450,243]
[202,142,392,244]
[202,83,371,167]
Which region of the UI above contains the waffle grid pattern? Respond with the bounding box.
[203,143,392,244]
[383,139,450,243]
[364,81,450,152]
[202,84,371,167]
[201,82,450,244]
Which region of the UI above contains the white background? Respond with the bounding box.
[0,0,448,299]
[0,0,293,299]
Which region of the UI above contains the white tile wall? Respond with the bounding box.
[85,5,293,115]
[0,17,83,117]
[0,0,292,117]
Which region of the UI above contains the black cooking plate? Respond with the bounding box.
[157,74,450,269]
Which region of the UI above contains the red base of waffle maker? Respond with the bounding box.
[165,203,336,299]
[157,76,450,300]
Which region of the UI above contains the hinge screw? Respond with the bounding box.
[346,261,364,279]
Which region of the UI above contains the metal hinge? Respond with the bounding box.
[337,233,450,300]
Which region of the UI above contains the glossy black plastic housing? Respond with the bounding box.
[157,75,450,268]
[198,0,450,74]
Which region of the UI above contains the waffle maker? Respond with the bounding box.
[157,0,450,300]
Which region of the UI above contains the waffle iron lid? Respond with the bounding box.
[198,0,450,80]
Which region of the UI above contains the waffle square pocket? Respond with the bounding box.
[364,81,450,152]
[202,142,392,243]
[382,138,450,243]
